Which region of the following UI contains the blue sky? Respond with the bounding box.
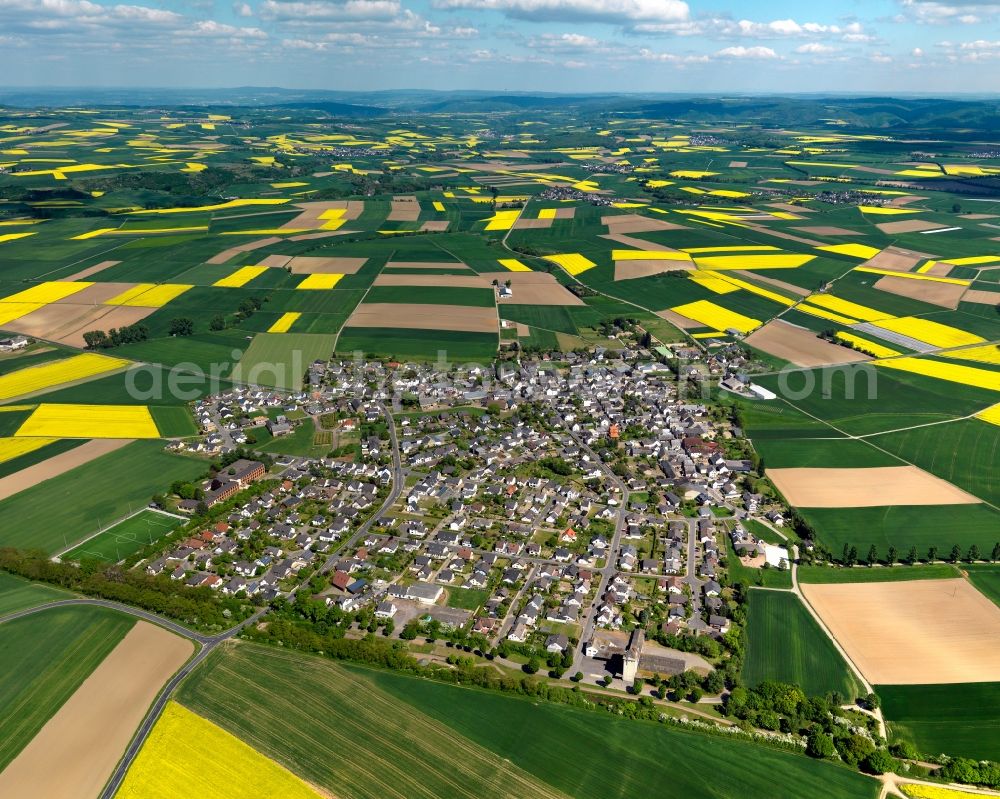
[3,0,1000,92]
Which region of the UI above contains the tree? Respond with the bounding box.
[867,544,878,567]
[572,671,583,682]
[806,730,836,759]
[904,545,917,566]
[968,544,981,562]
[209,315,226,331]
[928,545,938,563]
[949,544,962,563]
[864,691,881,710]
[842,543,851,565]
[524,656,540,674]
[886,545,897,566]
[993,542,1000,563]
[168,317,194,337]
[846,546,858,567]
[861,750,897,776]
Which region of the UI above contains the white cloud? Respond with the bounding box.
[234,2,254,16]
[432,0,690,24]
[716,45,779,59]
[537,32,599,46]
[795,42,837,54]
[898,0,998,24]
[259,0,405,22]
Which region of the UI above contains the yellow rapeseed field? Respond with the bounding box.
[875,357,1000,392]
[978,402,1000,427]
[0,353,130,400]
[15,404,160,438]
[797,304,858,325]
[876,317,985,348]
[484,209,521,231]
[117,702,323,799]
[297,273,343,290]
[713,274,795,306]
[498,259,532,272]
[0,302,45,326]
[130,199,289,214]
[818,243,882,259]
[807,293,894,322]
[213,266,268,288]
[0,437,57,464]
[948,344,1000,365]
[900,784,986,799]
[105,284,193,307]
[268,312,301,333]
[670,300,761,334]
[835,332,901,358]
[537,208,557,219]
[432,201,446,212]
[544,253,597,276]
[0,281,92,304]
[0,232,36,244]
[689,272,740,295]
[693,254,815,270]
[612,250,691,261]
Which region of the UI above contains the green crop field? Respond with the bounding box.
[742,590,862,699]
[0,438,83,480]
[0,572,72,616]
[179,643,877,799]
[878,682,1000,761]
[753,437,902,470]
[365,285,496,307]
[231,333,337,391]
[336,327,498,362]
[62,509,181,563]
[0,440,205,554]
[798,504,1000,556]
[0,605,134,769]
[966,564,1000,607]
[796,564,962,584]
[871,419,1000,506]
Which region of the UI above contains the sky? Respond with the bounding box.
[3,0,1000,93]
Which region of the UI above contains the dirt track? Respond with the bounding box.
[0,621,193,799]
[767,465,981,507]
[802,579,1000,684]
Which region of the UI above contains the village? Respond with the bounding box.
[140,346,792,691]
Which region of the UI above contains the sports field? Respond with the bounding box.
[62,509,180,562]
[877,682,1000,761]
[742,589,862,698]
[0,605,134,770]
[178,643,878,799]
[0,440,205,554]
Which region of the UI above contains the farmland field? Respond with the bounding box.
[965,564,1000,608]
[230,333,337,391]
[877,682,1000,761]
[0,440,205,553]
[62,508,180,562]
[179,642,878,799]
[0,605,134,770]
[796,564,962,584]
[0,572,72,615]
[742,589,862,698]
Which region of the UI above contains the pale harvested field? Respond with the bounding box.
[962,289,1000,305]
[921,261,954,276]
[6,304,155,347]
[614,260,692,281]
[733,270,810,296]
[282,200,363,229]
[873,274,966,309]
[346,304,497,333]
[289,231,353,242]
[655,308,701,329]
[515,323,530,336]
[258,254,292,267]
[802,579,1000,684]
[420,220,450,232]
[207,236,280,264]
[287,257,367,274]
[876,219,947,234]
[0,439,133,501]
[512,218,552,230]
[53,282,136,304]
[729,160,748,167]
[859,246,932,272]
[745,320,870,367]
[793,226,857,236]
[602,213,685,234]
[767,202,815,214]
[374,274,489,288]
[767,465,980,508]
[551,207,575,219]
[60,260,120,282]
[385,261,469,270]
[387,196,420,222]
[0,621,193,799]
[477,272,584,305]
[964,213,998,219]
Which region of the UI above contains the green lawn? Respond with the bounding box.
[724,538,792,589]
[796,564,962,584]
[965,563,1000,607]
[0,572,72,616]
[0,440,205,554]
[179,643,878,799]
[150,405,199,437]
[0,605,134,769]
[445,587,490,610]
[878,682,1000,761]
[62,509,180,562]
[254,420,331,458]
[742,589,862,699]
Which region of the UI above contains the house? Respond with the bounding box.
[375,601,398,619]
[387,582,443,605]
[0,335,28,351]
[545,633,570,653]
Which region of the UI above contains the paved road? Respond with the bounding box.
[0,596,267,798]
